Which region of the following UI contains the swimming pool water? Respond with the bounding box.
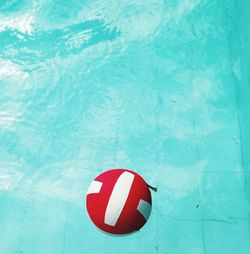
[0,1,250,253]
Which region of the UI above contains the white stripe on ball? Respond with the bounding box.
[104,171,135,226]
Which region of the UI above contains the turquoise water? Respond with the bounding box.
[0,0,250,253]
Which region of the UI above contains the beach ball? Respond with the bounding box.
[86,169,153,235]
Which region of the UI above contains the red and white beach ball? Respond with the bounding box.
[86,169,152,235]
